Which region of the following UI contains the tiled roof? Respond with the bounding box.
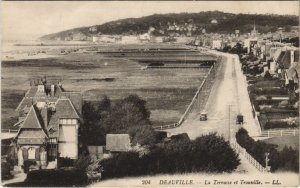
[16,98,33,111]
[21,106,43,129]
[62,92,82,114]
[106,134,131,152]
[16,84,64,111]
[27,87,38,97]
[55,98,80,119]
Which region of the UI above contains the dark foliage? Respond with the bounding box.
[264,121,299,129]
[23,160,38,174]
[6,168,88,187]
[281,37,299,47]
[79,95,160,147]
[236,128,299,172]
[57,157,74,169]
[1,161,13,180]
[101,133,240,179]
[74,154,91,171]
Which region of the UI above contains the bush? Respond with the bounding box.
[101,133,240,179]
[57,157,74,168]
[1,161,13,180]
[23,168,88,187]
[74,154,91,171]
[23,160,38,174]
[236,128,299,172]
[264,121,298,129]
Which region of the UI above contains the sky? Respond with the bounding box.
[1,1,299,41]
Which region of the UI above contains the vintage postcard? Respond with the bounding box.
[1,1,299,187]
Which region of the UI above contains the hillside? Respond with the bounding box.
[40,11,298,40]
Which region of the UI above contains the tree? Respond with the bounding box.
[100,133,240,179]
[79,101,105,146]
[236,128,299,172]
[192,133,240,172]
[128,125,158,146]
[80,95,158,147]
[103,94,151,133]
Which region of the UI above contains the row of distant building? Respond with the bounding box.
[52,24,299,46]
[193,24,299,51]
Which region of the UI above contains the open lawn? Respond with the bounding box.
[1,89,24,129]
[2,45,211,128]
[262,136,299,151]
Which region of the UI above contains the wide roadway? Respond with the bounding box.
[166,52,241,140]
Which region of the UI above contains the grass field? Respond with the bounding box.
[2,45,211,128]
[262,136,299,151]
[1,89,24,129]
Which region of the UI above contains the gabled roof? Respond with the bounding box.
[16,98,34,111]
[55,98,80,119]
[21,106,43,129]
[62,92,82,114]
[16,84,64,111]
[106,134,131,152]
[15,105,48,143]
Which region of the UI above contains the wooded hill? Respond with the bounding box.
[40,11,298,40]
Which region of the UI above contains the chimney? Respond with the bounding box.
[51,85,55,97]
[290,50,294,64]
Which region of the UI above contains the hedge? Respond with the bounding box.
[264,121,299,129]
[1,161,13,180]
[57,157,74,169]
[23,168,88,187]
[236,128,298,172]
[101,134,240,179]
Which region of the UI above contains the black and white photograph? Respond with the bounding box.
[1,1,299,187]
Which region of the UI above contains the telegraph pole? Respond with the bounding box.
[228,104,231,142]
[265,152,270,172]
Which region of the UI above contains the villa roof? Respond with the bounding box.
[16,97,80,141]
[55,98,80,119]
[21,106,43,129]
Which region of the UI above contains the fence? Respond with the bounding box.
[231,138,268,173]
[261,129,299,137]
[154,58,221,130]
